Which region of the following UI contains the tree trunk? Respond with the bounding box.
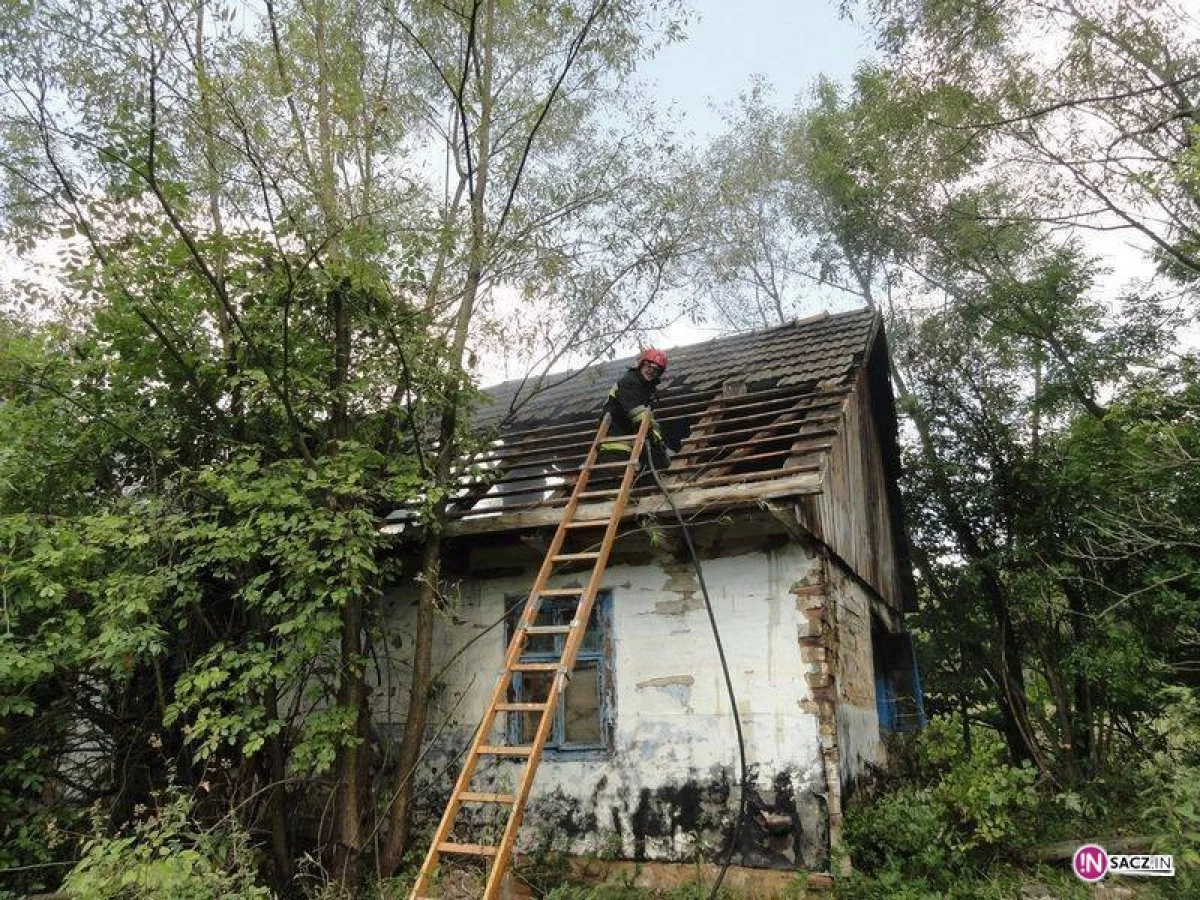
[379,2,496,872]
[330,590,366,892]
[884,319,1039,765]
[263,682,293,893]
[378,530,443,876]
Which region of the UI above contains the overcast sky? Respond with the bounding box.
[640,0,874,139]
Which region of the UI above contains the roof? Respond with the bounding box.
[383,307,885,532]
[387,306,914,609]
[476,307,879,429]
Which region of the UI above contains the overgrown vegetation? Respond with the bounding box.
[2,0,1199,897]
[63,790,271,900]
[0,0,685,896]
[838,693,1200,897]
[695,0,1200,894]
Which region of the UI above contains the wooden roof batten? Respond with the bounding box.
[387,308,886,539]
[437,377,842,513]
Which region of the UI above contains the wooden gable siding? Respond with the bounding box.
[797,365,905,611]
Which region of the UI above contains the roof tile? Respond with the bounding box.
[477,307,878,429]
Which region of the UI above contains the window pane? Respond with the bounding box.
[563,664,601,745]
[513,672,553,745]
[523,620,559,655]
[504,592,611,752]
[578,604,604,654]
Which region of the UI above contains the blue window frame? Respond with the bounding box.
[504,591,613,755]
[873,623,926,733]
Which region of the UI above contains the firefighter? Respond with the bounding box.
[599,348,671,472]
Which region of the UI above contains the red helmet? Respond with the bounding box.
[637,348,668,372]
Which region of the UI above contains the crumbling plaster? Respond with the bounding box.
[826,568,887,789]
[377,541,836,868]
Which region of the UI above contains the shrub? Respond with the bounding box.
[62,790,271,900]
[1138,688,1200,898]
[842,786,953,879]
[842,716,1041,891]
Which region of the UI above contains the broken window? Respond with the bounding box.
[504,591,613,754]
[872,620,926,733]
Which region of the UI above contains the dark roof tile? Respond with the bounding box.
[476,307,878,429]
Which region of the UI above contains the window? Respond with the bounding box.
[873,621,926,733]
[504,591,613,755]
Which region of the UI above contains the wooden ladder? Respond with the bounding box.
[408,411,651,900]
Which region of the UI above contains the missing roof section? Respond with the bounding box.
[388,308,880,529]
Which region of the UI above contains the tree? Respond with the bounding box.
[855,0,1200,279]
[689,83,846,328]
[0,0,688,893]
[694,0,1200,779]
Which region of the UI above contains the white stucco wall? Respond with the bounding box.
[377,541,832,867]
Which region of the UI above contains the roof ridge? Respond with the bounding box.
[479,307,876,393]
[474,307,880,427]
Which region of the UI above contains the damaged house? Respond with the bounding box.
[379,307,922,879]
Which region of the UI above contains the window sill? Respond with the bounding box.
[541,747,610,762]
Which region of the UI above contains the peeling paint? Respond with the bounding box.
[635,675,695,690]
[636,675,694,711]
[655,562,702,615]
[653,596,705,616]
[379,543,834,871]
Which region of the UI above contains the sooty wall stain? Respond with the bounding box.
[522,764,828,871]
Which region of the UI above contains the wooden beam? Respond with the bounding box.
[442,470,824,537]
[698,397,843,480]
[467,383,851,464]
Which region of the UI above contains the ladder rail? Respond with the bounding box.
[410,412,647,899]
[482,414,651,897]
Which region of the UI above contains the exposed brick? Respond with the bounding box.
[791,583,827,597]
[803,606,827,625]
[796,620,819,640]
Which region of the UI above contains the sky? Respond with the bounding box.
[480,1,878,383]
[584,1,876,366]
[639,0,874,140]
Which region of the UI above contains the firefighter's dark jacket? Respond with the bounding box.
[604,367,659,438]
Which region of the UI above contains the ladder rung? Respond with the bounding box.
[564,519,611,529]
[585,460,636,471]
[577,489,622,500]
[524,624,573,634]
[438,841,499,856]
[511,662,561,672]
[538,587,584,595]
[478,744,534,756]
[553,552,600,562]
[458,791,517,804]
[496,702,550,712]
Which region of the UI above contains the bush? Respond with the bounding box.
[934,751,1038,855]
[842,785,954,879]
[1137,688,1200,898]
[841,717,1041,892]
[62,790,271,900]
